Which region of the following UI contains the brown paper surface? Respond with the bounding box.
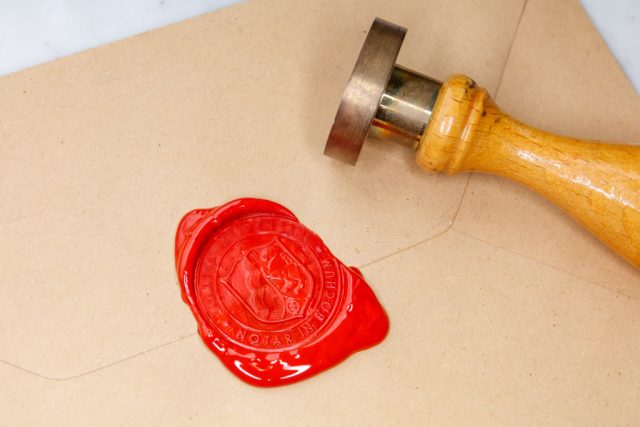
[1,0,639,424]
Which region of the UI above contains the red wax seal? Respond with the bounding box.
[175,198,389,387]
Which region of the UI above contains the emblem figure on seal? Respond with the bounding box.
[220,237,314,323]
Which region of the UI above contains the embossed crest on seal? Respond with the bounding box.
[221,236,313,323]
[196,214,343,352]
[175,198,389,387]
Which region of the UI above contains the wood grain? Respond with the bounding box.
[417,75,640,267]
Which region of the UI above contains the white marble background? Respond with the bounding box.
[581,0,640,94]
[0,0,638,93]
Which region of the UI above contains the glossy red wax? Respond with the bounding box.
[175,198,389,387]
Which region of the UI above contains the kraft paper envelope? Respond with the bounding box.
[1,0,639,424]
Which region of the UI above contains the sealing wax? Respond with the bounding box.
[175,198,389,387]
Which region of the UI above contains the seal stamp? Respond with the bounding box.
[175,198,389,387]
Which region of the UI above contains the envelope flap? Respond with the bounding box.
[0,0,525,377]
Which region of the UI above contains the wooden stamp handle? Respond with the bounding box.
[417,75,640,267]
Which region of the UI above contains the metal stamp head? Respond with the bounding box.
[324,18,441,165]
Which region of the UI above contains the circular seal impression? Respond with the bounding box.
[175,198,389,387]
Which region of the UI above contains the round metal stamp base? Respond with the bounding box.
[324,18,406,165]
